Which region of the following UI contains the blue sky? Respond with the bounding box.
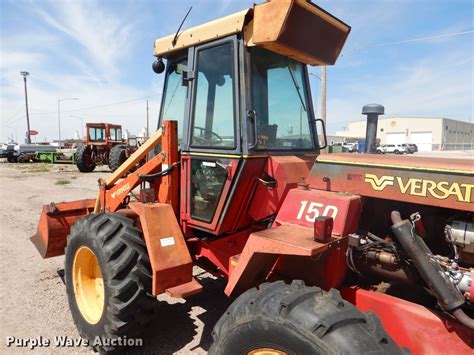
[1,0,472,142]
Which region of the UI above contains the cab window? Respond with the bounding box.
[251,47,314,150]
[160,59,188,145]
[109,128,122,141]
[88,127,105,141]
[191,42,235,149]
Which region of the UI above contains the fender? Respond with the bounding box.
[129,202,202,297]
[225,189,362,297]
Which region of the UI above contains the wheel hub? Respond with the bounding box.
[72,246,104,324]
[248,348,287,355]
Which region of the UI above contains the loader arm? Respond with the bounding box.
[94,120,179,213]
[94,126,162,213]
[31,120,179,258]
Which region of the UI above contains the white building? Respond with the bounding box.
[336,117,473,152]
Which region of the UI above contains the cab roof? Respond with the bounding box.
[153,0,350,66]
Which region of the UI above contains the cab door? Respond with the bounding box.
[181,37,241,233]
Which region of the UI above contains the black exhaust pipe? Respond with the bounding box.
[362,104,384,153]
[390,211,474,329]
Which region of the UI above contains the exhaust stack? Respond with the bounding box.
[362,104,384,153]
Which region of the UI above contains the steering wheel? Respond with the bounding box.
[193,126,223,145]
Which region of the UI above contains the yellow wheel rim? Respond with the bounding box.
[248,348,287,355]
[72,246,104,324]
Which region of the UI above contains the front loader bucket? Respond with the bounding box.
[31,199,96,258]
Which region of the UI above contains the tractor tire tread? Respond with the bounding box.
[76,144,96,172]
[65,212,155,353]
[109,145,128,172]
[210,280,404,355]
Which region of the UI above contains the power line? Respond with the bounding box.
[342,30,474,56]
[29,93,162,115]
[2,105,25,126]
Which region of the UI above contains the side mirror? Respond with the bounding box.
[152,58,165,74]
[314,118,327,149]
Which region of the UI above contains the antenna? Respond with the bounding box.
[172,6,193,46]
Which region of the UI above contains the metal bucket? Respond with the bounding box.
[31,199,95,258]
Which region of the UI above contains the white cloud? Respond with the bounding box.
[0,0,153,142]
[31,0,134,80]
[326,46,473,133]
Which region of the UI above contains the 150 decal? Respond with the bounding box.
[296,200,338,222]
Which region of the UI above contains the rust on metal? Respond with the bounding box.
[225,224,344,297]
[129,202,196,296]
[154,1,350,66]
[31,199,95,258]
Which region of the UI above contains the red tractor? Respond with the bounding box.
[32,1,473,354]
[76,123,138,172]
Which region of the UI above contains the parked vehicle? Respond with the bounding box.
[0,141,16,161]
[6,143,56,162]
[331,142,358,152]
[76,123,139,172]
[376,144,407,154]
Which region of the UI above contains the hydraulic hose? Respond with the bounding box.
[390,211,474,330]
[452,308,474,330]
[138,161,180,182]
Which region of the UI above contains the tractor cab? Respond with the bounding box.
[85,123,123,145]
[154,0,349,237]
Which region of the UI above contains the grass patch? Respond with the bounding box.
[15,163,50,173]
[55,179,71,185]
[30,165,50,173]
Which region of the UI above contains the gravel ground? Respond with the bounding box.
[0,162,231,354]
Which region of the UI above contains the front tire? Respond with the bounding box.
[108,145,128,172]
[76,144,96,172]
[65,213,156,352]
[210,281,403,355]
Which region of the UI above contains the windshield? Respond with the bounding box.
[160,58,188,144]
[88,127,105,142]
[251,47,314,150]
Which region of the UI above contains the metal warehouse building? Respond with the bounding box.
[336,117,474,152]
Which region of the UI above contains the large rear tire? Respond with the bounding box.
[76,144,96,172]
[6,155,17,163]
[65,213,156,353]
[210,281,404,355]
[108,144,128,172]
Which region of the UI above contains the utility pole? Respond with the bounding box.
[20,71,31,143]
[146,100,149,138]
[321,66,327,125]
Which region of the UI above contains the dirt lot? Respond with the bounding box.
[0,162,231,354]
